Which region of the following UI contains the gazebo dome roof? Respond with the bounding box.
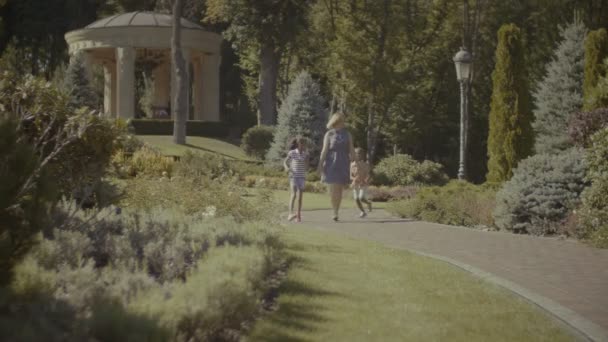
[86,11,203,30]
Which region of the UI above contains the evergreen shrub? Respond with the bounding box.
[241,125,274,160]
[373,154,448,186]
[63,52,100,110]
[533,19,586,154]
[487,24,534,182]
[387,181,496,227]
[493,149,588,235]
[266,71,327,166]
[583,28,608,110]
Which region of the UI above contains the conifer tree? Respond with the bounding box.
[532,19,586,154]
[266,71,327,166]
[64,53,99,110]
[486,24,533,183]
[583,28,608,110]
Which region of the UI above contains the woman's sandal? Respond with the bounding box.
[288,214,297,222]
[332,216,339,222]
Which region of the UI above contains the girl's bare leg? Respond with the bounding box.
[361,198,372,212]
[297,190,303,221]
[288,187,297,220]
[355,198,365,213]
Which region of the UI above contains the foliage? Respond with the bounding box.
[0,201,284,340]
[568,107,608,147]
[0,73,122,283]
[127,119,230,137]
[373,154,448,187]
[241,175,326,194]
[266,71,327,166]
[486,24,534,183]
[63,52,100,110]
[0,73,125,199]
[0,118,55,286]
[112,146,174,178]
[204,0,310,125]
[533,19,587,154]
[365,186,418,203]
[241,125,274,160]
[583,28,608,110]
[493,149,588,235]
[387,181,497,228]
[578,128,608,247]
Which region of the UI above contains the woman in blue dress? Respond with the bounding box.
[317,113,355,221]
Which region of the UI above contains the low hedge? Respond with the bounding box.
[128,119,230,138]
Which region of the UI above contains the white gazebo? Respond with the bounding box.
[65,11,222,121]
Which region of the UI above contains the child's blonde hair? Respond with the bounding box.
[354,147,366,160]
[326,112,346,129]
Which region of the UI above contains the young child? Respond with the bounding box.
[350,147,372,218]
[283,137,309,222]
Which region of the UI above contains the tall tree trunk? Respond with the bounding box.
[258,41,281,126]
[367,0,390,164]
[172,0,187,144]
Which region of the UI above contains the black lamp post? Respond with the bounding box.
[453,47,473,180]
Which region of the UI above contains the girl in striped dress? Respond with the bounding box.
[283,137,309,222]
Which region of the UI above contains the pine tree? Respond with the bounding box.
[64,53,99,110]
[584,28,608,110]
[532,19,587,154]
[266,71,327,166]
[486,24,534,183]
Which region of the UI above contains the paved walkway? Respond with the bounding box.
[298,209,608,342]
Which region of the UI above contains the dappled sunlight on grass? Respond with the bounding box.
[137,135,253,160]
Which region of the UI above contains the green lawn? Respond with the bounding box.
[270,190,388,211]
[137,135,253,160]
[247,228,574,341]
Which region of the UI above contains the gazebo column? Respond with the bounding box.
[171,48,191,120]
[193,56,204,121]
[201,54,220,122]
[116,47,135,119]
[152,62,171,111]
[103,61,117,116]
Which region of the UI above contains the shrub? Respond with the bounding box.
[579,128,608,247]
[0,118,56,285]
[583,28,608,110]
[0,201,284,340]
[0,73,125,199]
[533,18,586,154]
[493,149,588,235]
[387,181,496,228]
[131,246,272,341]
[241,125,274,160]
[127,119,230,137]
[568,107,608,147]
[373,154,448,186]
[366,186,418,202]
[112,146,174,178]
[266,71,328,166]
[63,52,100,110]
[487,24,534,183]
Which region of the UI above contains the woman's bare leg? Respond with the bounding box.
[330,184,344,219]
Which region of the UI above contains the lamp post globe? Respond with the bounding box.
[453,47,472,180]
